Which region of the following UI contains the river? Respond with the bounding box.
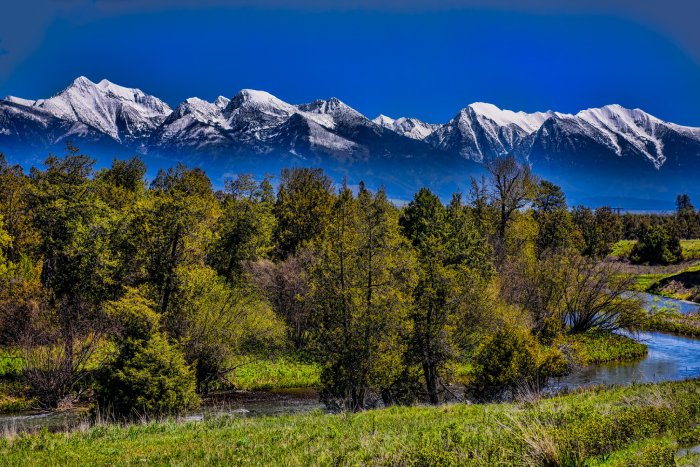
[551,292,700,390]
[2,293,699,433]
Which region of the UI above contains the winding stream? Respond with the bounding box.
[637,292,700,315]
[2,293,699,433]
[552,292,700,390]
[551,331,700,390]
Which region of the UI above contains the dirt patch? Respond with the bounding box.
[651,270,700,302]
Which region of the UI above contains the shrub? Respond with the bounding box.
[630,225,682,265]
[469,326,567,401]
[95,332,198,417]
[94,290,198,417]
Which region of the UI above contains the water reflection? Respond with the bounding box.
[635,292,700,315]
[552,331,700,390]
[0,389,322,434]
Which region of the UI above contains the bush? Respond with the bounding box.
[469,326,567,401]
[95,332,198,417]
[630,225,682,265]
[94,290,198,417]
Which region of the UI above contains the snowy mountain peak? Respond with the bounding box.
[372,114,395,126]
[3,96,36,107]
[214,96,230,109]
[227,89,296,117]
[71,75,94,87]
[374,114,438,140]
[3,78,700,198]
[466,102,558,134]
[299,97,356,115]
[12,76,173,142]
[297,97,366,129]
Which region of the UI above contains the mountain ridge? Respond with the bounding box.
[2,76,700,207]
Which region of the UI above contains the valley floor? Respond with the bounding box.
[1,379,699,466]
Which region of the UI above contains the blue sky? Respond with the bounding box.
[1,1,700,125]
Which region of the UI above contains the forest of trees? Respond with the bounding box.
[0,147,698,415]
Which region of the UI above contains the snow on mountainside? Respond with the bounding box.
[2,76,700,205]
[4,76,172,143]
[575,105,666,168]
[426,103,565,162]
[372,114,439,140]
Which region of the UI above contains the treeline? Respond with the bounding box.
[0,149,663,415]
[622,194,700,240]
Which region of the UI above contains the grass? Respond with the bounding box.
[610,239,636,258]
[611,239,700,261]
[0,379,699,465]
[228,357,320,390]
[0,351,23,378]
[645,309,700,338]
[0,351,31,413]
[682,239,700,261]
[558,331,648,365]
[631,273,668,292]
[0,393,32,413]
[627,262,700,301]
[590,424,700,466]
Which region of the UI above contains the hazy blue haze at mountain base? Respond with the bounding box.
[1,76,699,210]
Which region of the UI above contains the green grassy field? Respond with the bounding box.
[559,331,648,365]
[0,352,23,378]
[645,309,700,338]
[611,239,700,261]
[225,334,650,392]
[228,357,320,390]
[682,239,700,261]
[610,239,637,259]
[1,380,698,466]
[626,262,700,296]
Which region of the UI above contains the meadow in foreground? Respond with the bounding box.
[1,379,699,466]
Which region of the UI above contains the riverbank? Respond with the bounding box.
[558,331,648,365]
[646,310,700,338]
[0,332,649,418]
[1,379,699,465]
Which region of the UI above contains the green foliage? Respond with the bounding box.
[573,206,623,258]
[209,174,275,280]
[273,168,334,259]
[144,163,220,314]
[682,239,700,260]
[0,351,23,378]
[644,306,700,337]
[469,326,567,401]
[0,214,12,280]
[400,188,493,404]
[310,183,417,410]
[610,239,636,258]
[104,288,160,341]
[227,357,320,390]
[3,379,700,465]
[631,224,683,265]
[165,265,286,392]
[558,331,648,365]
[95,291,199,417]
[532,180,582,256]
[96,332,199,417]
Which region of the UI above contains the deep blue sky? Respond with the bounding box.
[2,2,700,125]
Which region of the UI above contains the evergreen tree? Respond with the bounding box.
[310,182,416,411]
[400,188,491,404]
[273,168,334,259]
[209,173,275,282]
[532,180,581,256]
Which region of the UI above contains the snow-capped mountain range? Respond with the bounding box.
[1,76,700,207]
